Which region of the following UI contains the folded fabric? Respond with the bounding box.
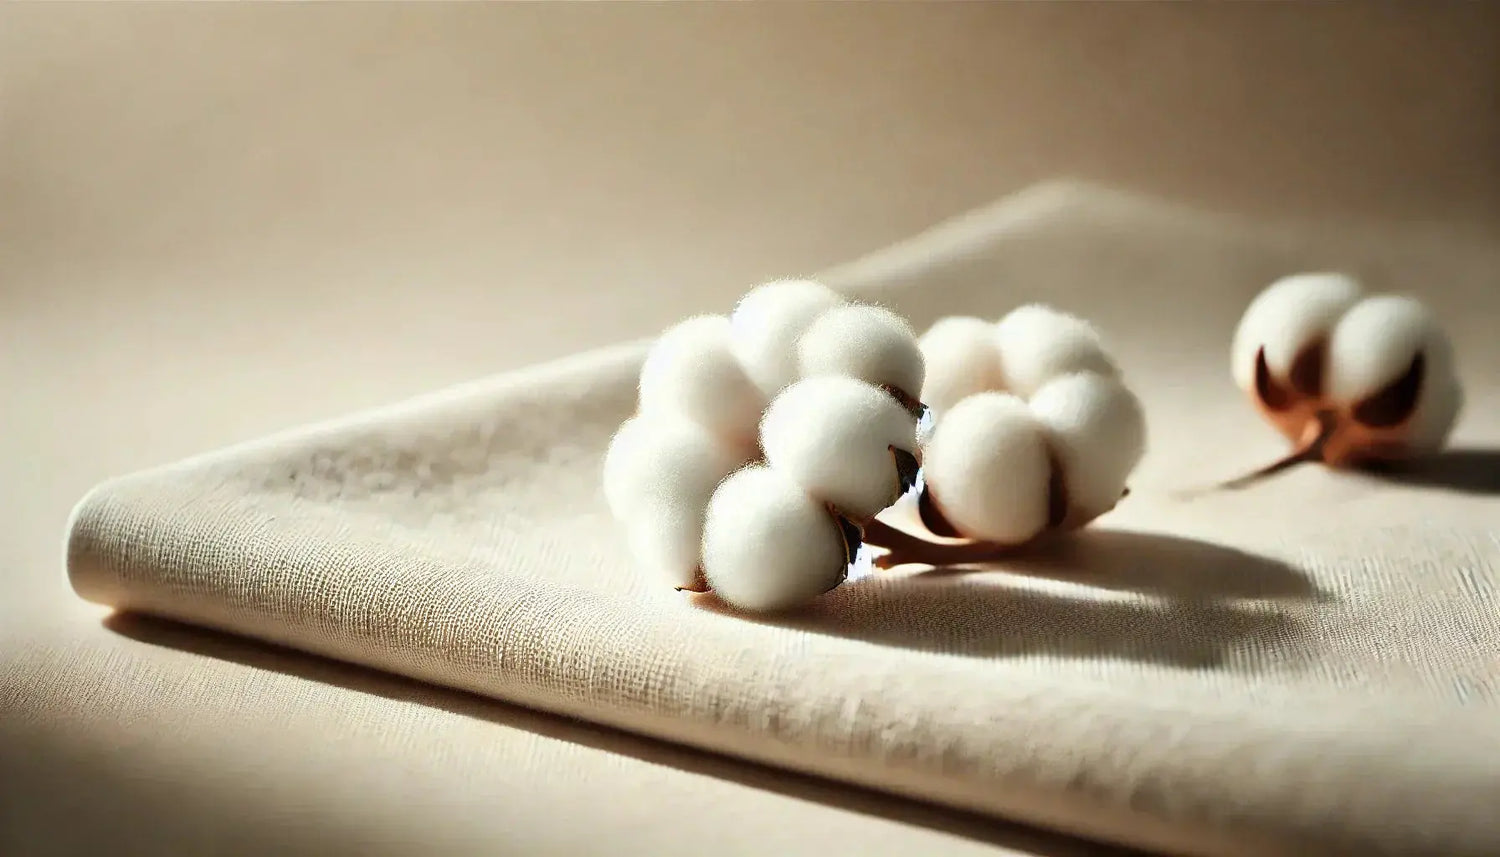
[67,183,1500,857]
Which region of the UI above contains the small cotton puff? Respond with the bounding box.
[1326,294,1462,450]
[920,392,1052,545]
[1325,295,1442,403]
[701,464,848,613]
[1028,372,1146,522]
[639,314,766,450]
[992,304,1119,399]
[728,279,845,397]
[601,413,749,589]
[798,304,925,401]
[918,316,1000,423]
[1230,272,1363,395]
[602,415,653,521]
[760,376,918,522]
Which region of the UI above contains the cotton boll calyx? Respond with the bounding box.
[728,279,845,398]
[918,316,1001,423]
[701,464,853,613]
[798,304,926,416]
[992,304,1120,399]
[1028,373,1146,525]
[1231,272,1363,397]
[601,413,750,590]
[918,392,1052,545]
[760,376,920,522]
[639,314,765,451]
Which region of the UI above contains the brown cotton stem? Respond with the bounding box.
[862,518,1030,569]
[1218,411,1335,490]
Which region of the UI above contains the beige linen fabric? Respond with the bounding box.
[67,184,1500,857]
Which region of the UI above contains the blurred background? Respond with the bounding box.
[2,3,1497,854]
[5,3,1497,584]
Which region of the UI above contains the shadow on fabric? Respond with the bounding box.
[1351,448,1500,496]
[699,529,1324,669]
[102,611,1148,857]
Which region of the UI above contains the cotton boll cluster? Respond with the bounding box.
[914,304,1145,545]
[1231,273,1462,467]
[605,277,929,611]
[917,305,1120,422]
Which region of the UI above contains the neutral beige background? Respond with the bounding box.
[3,4,1497,855]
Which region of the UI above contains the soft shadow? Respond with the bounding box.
[103,612,1147,857]
[976,528,1326,602]
[1350,448,1500,496]
[704,530,1321,670]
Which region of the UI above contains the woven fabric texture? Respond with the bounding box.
[67,185,1500,857]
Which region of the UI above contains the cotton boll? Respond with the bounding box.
[601,413,747,518]
[918,316,1001,422]
[602,415,651,520]
[920,392,1051,544]
[798,304,925,403]
[639,314,766,448]
[1230,272,1363,395]
[626,502,711,591]
[701,465,849,613]
[728,279,845,397]
[602,414,748,587]
[1325,295,1439,404]
[992,304,1118,399]
[760,376,918,521]
[1326,295,1463,452]
[1028,373,1147,523]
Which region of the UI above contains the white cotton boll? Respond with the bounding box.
[701,464,848,613]
[1327,295,1463,452]
[992,304,1119,399]
[920,392,1051,544]
[602,414,747,587]
[602,415,651,520]
[760,376,918,521]
[1028,373,1147,522]
[626,502,710,591]
[1230,272,1364,394]
[639,314,765,448]
[728,279,845,397]
[797,304,925,400]
[601,413,746,519]
[1325,295,1439,403]
[918,316,1001,422]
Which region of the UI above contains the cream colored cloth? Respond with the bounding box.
[66,185,1500,857]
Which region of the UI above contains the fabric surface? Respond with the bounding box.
[65,184,1500,857]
